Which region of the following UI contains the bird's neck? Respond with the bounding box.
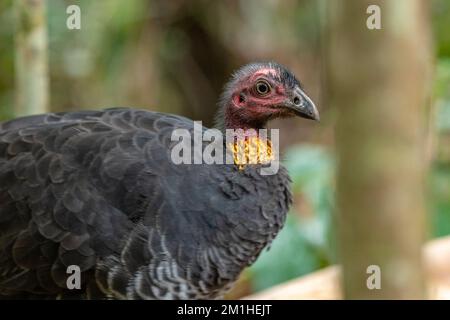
[214,104,275,169]
[215,103,267,132]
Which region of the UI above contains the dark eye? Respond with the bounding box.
[255,80,271,96]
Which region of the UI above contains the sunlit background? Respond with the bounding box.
[0,0,449,298]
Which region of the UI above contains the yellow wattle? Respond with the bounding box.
[227,136,274,170]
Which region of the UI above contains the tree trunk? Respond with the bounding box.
[14,0,49,116]
[327,0,433,299]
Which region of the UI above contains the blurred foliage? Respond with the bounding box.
[430,166,450,237]
[432,0,450,59]
[435,59,450,132]
[430,58,450,238]
[0,0,14,121]
[250,145,334,291]
[249,0,450,294]
[0,0,322,133]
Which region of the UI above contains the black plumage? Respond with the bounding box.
[0,62,317,299]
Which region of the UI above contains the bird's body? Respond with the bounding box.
[0,62,318,299]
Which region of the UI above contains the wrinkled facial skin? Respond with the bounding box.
[218,63,319,131]
[232,69,292,118]
[230,67,318,125]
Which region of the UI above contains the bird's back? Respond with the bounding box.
[0,108,291,299]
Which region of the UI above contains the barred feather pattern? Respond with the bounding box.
[0,108,292,299]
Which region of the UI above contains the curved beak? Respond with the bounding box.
[284,86,320,121]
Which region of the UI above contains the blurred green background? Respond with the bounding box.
[0,0,449,297]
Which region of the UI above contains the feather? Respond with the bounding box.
[0,103,292,299]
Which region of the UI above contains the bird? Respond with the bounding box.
[0,62,319,299]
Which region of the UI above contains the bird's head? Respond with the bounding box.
[216,62,319,131]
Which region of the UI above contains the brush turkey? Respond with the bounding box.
[0,62,319,299]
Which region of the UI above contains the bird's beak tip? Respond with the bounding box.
[289,87,319,122]
[313,113,320,122]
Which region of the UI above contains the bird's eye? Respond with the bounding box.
[255,80,271,96]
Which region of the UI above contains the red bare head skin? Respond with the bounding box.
[215,62,319,132]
